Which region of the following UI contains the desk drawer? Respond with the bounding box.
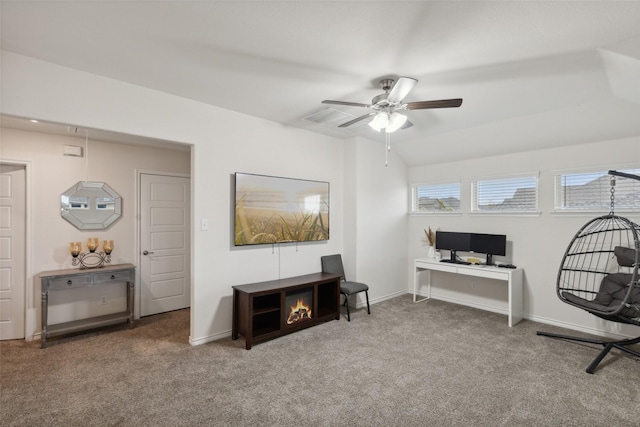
[93,270,133,284]
[458,268,507,281]
[48,274,92,289]
[429,263,459,274]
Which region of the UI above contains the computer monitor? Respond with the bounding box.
[435,231,471,262]
[470,233,506,265]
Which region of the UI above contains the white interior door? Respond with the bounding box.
[0,164,26,340]
[140,173,190,316]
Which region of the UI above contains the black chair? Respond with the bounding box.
[321,254,370,321]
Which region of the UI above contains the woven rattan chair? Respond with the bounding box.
[537,171,640,374]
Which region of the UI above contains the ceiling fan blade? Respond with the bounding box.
[322,100,371,108]
[401,119,414,130]
[338,112,374,128]
[405,98,463,110]
[387,77,418,104]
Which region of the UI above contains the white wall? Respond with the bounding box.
[345,136,408,306]
[2,51,409,345]
[189,121,346,344]
[408,137,640,338]
[0,127,190,330]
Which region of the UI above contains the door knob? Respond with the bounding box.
[143,250,155,255]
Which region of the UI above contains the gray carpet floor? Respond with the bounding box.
[1,294,639,426]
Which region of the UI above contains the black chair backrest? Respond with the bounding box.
[321,254,346,281]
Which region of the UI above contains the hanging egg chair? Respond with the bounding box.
[537,170,640,374]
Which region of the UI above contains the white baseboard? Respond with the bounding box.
[410,290,638,340]
[189,330,229,346]
[426,293,508,317]
[525,313,637,340]
[351,289,406,309]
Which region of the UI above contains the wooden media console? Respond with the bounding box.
[232,272,341,349]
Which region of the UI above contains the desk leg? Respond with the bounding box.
[413,268,430,303]
[508,270,524,327]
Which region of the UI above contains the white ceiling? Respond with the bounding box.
[2,1,640,166]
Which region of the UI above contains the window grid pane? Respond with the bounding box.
[413,183,460,212]
[472,176,538,212]
[555,169,640,211]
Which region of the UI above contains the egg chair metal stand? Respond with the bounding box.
[537,170,640,374]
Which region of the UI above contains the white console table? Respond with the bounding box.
[413,258,523,327]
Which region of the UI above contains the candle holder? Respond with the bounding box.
[87,237,99,252]
[70,238,113,269]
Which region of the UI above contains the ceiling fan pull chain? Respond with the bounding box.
[385,132,391,167]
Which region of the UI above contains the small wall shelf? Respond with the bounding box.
[232,272,341,349]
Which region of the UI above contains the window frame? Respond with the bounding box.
[471,173,540,215]
[553,167,640,214]
[410,181,461,214]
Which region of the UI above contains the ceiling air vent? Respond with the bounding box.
[303,108,368,130]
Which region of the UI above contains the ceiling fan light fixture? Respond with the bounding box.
[385,112,407,133]
[368,112,389,132]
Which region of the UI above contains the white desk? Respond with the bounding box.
[413,258,523,327]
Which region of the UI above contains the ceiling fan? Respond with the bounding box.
[322,77,463,132]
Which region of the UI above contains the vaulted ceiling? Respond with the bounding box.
[2,1,640,166]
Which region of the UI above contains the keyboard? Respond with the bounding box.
[439,259,471,265]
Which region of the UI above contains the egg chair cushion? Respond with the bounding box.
[563,273,638,317]
[614,246,636,267]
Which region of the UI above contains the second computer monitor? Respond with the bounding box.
[470,233,506,265]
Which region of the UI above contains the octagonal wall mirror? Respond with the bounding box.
[61,181,122,230]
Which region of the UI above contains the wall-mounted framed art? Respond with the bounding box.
[234,172,329,246]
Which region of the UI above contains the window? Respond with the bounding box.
[411,182,460,213]
[472,175,538,213]
[554,168,640,212]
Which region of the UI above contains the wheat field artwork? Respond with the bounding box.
[234,173,329,246]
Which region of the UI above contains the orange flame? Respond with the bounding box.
[286,298,312,325]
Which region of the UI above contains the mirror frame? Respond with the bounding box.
[61,181,122,230]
